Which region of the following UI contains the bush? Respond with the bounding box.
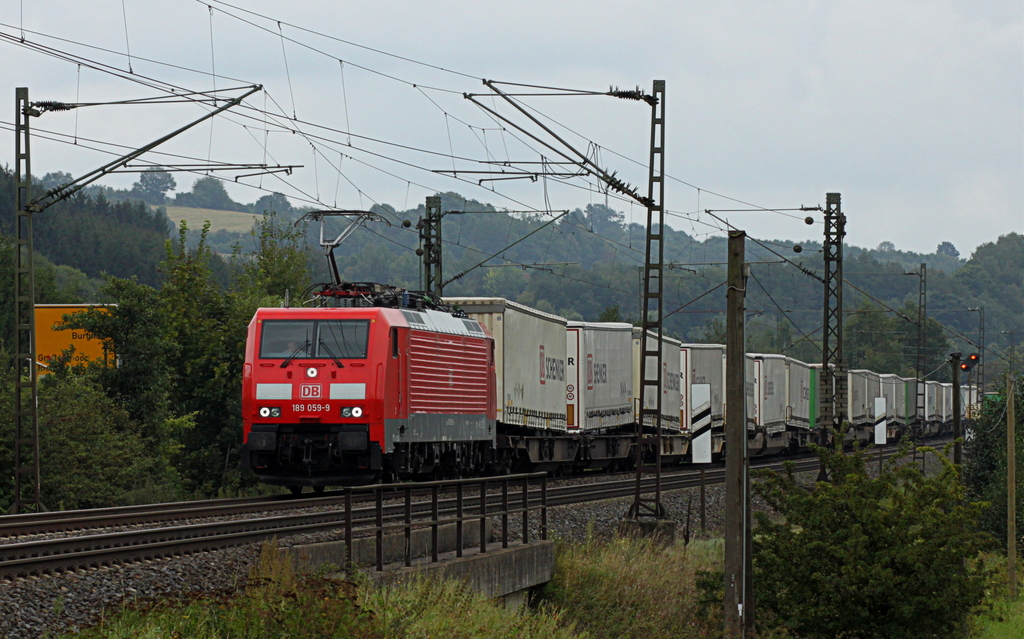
[753,442,993,639]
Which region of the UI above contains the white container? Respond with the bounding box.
[926,381,940,423]
[752,354,788,434]
[787,357,812,430]
[940,382,953,423]
[863,371,882,426]
[847,370,872,426]
[682,343,726,431]
[900,377,919,424]
[632,328,682,432]
[446,297,568,432]
[566,322,634,431]
[880,374,900,425]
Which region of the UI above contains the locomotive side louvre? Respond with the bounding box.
[632,328,683,432]
[389,308,496,449]
[566,321,634,431]
[445,297,569,432]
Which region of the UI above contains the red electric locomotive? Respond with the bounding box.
[240,285,497,491]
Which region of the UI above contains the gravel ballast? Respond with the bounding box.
[0,452,941,638]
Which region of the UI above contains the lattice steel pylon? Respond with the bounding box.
[9,85,259,514]
[627,80,667,520]
[11,87,43,514]
[818,193,846,473]
[418,196,443,297]
[914,263,927,435]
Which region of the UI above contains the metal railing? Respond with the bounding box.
[339,472,548,571]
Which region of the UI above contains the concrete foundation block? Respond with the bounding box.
[369,540,555,601]
[285,520,486,572]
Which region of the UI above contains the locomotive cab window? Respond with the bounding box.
[260,319,370,359]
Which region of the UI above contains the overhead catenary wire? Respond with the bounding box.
[8,9,933,334]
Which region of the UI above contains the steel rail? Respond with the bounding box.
[0,439,946,580]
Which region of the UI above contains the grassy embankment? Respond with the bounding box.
[60,538,1022,639]
[162,205,263,233]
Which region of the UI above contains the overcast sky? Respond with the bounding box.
[2,0,1021,256]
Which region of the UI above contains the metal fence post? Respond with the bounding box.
[522,476,530,543]
[431,484,439,563]
[404,485,412,567]
[456,482,464,558]
[375,487,384,571]
[344,488,353,570]
[541,475,548,540]
[479,479,488,554]
[502,479,509,549]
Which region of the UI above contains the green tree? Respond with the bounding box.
[597,304,622,322]
[173,176,241,211]
[132,169,177,205]
[753,443,991,638]
[964,378,1024,548]
[231,212,312,300]
[38,372,183,509]
[252,192,294,216]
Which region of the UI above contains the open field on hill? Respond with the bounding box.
[163,206,263,233]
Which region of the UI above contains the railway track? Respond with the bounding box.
[0,439,944,581]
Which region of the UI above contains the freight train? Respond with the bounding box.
[240,284,976,491]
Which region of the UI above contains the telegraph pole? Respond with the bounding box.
[724,230,753,637]
[1008,332,1018,599]
[951,352,962,466]
[916,264,927,434]
[819,193,845,479]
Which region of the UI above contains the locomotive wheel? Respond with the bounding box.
[313,485,326,494]
[287,485,303,496]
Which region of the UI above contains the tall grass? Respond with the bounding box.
[975,597,1024,638]
[361,578,581,639]
[541,537,725,639]
[67,543,380,638]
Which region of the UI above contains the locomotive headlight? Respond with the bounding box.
[271,407,281,417]
[305,366,319,378]
[259,407,270,418]
[351,406,363,418]
[341,406,364,418]
[259,407,282,418]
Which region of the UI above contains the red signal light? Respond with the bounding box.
[961,353,980,372]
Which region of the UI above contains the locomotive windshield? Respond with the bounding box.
[260,319,370,359]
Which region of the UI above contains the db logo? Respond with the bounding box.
[300,384,322,399]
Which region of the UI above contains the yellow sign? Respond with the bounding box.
[35,304,114,370]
